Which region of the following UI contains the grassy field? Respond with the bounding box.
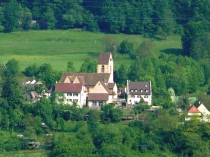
[0,150,50,157]
[0,30,182,71]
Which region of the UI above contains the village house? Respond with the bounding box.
[54,83,86,108]
[126,80,152,105]
[88,81,114,109]
[185,104,210,122]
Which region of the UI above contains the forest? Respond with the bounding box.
[1,0,210,156]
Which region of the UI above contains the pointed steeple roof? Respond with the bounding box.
[188,105,201,113]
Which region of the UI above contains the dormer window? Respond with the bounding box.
[135,89,137,92]
[140,89,143,92]
[145,84,148,87]
[130,89,134,92]
[145,89,148,92]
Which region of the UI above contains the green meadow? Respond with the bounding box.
[0,30,182,71]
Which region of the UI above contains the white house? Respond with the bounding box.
[54,83,87,108]
[197,103,210,122]
[197,103,210,115]
[126,80,152,105]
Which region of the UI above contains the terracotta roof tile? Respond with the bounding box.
[98,52,111,64]
[107,83,115,89]
[55,83,82,93]
[88,93,109,101]
[188,105,201,113]
[60,73,110,86]
[99,81,113,94]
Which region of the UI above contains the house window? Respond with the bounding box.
[73,93,78,96]
[93,101,96,105]
[99,101,103,106]
[67,93,72,96]
[131,95,135,98]
[137,96,140,98]
[73,99,78,102]
[144,95,148,98]
[101,65,104,73]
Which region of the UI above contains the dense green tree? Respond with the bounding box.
[101,104,123,122]
[23,63,38,77]
[42,6,57,30]
[154,0,176,39]
[190,33,210,60]
[66,61,75,72]
[53,133,96,157]
[101,35,118,57]
[36,63,60,89]
[20,7,32,30]
[136,40,155,58]
[117,40,134,54]
[156,110,179,132]
[2,0,20,32]
[3,59,19,78]
[35,98,52,120]
[0,9,4,32]
[115,64,128,87]
[128,58,142,81]
[88,109,101,122]
[181,20,210,56]
[80,57,96,73]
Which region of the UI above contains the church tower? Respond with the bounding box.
[97,52,114,82]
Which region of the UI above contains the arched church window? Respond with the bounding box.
[101,65,104,73]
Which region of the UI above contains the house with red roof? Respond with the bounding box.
[54,83,86,108]
[185,105,201,121]
[187,105,201,116]
[88,81,114,108]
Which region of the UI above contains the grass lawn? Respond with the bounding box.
[0,30,182,71]
[0,150,50,157]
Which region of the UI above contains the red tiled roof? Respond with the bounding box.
[107,83,115,89]
[60,73,110,86]
[88,93,109,101]
[99,81,113,94]
[188,105,201,113]
[98,52,111,64]
[55,83,82,93]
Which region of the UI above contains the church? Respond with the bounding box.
[54,52,118,108]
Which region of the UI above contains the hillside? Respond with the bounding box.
[0,30,182,71]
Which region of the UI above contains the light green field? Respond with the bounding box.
[0,30,182,71]
[0,150,50,157]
